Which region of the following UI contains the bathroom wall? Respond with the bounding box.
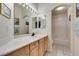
[67,7,72,49]
[70,4,79,56]
[63,3,79,55]
[0,3,14,46]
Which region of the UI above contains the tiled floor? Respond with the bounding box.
[45,44,71,56]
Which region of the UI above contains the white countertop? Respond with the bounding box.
[0,34,48,56]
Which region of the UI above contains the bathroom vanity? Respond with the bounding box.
[0,34,48,56]
[0,3,49,56]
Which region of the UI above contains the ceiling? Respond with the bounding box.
[32,3,72,14]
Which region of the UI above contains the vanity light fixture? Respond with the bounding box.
[29,5,32,12]
[34,11,36,14]
[31,8,33,13]
[33,10,34,13]
[21,3,38,14]
[32,9,35,13]
[28,5,30,10]
[31,8,34,13]
[35,12,37,14]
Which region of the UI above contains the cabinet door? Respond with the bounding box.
[30,41,39,56]
[30,47,38,56]
[7,45,29,56]
[44,36,48,52]
[38,38,44,56]
[30,41,38,51]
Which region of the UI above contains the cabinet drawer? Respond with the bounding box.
[7,45,29,56]
[30,41,38,51]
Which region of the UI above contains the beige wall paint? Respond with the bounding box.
[71,4,79,56]
[0,3,14,46]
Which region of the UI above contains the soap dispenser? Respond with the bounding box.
[31,32,35,36]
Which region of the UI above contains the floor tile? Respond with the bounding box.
[45,44,71,56]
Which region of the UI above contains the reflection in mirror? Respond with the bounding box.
[42,19,46,28]
[32,17,37,28]
[14,18,20,35]
[38,17,46,29]
[14,3,29,36]
[14,18,19,25]
[38,20,41,28]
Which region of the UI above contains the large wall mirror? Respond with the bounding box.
[14,3,30,36]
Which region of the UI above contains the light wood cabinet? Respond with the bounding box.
[38,38,45,56]
[30,47,38,56]
[30,41,38,56]
[7,45,29,56]
[44,36,48,52]
[7,36,48,56]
